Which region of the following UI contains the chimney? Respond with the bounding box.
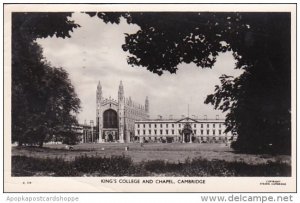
[169,115,173,120]
[204,115,207,120]
[216,115,219,120]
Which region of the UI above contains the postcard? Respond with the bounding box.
[3,3,296,192]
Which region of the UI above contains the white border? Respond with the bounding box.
[3,3,297,193]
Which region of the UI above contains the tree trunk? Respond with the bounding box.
[38,140,44,147]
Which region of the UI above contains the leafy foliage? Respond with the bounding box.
[88,12,291,154]
[12,12,80,41]
[12,156,79,176]
[205,13,291,154]
[12,155,291,177]
[73,154,136,176]
[12,13,81,146]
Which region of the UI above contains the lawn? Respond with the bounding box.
[12,142,291,164]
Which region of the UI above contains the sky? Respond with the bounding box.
[37,12,244,124]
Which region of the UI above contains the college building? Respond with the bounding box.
[135,116,233,143]
[80,81,234,144]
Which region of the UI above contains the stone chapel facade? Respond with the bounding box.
[96,81,149,143]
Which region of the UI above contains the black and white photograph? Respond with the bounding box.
[4,4,296,192]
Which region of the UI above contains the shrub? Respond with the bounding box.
[144,160,166,173]
[11,155,291,177]
[108,155,133,176]
[73,154,134,176]
[11,156,78,176]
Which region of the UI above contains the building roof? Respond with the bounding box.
[135,117,225,123]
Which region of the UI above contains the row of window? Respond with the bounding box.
[137,123,223,129]
[141,137,229,141]
[137,129,223,135]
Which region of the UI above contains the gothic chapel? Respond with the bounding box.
[96,81,149,143]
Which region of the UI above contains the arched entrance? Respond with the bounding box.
[107,134,114,142]
[182,123,193,143]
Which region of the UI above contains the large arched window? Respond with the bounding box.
[103,109,118,128]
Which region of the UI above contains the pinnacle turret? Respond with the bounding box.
[97,81,102,103]
[145,96,149,113]
[118,80,124,100]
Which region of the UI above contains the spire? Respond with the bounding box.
[118,80,124,99]
[145,96,149,113]
[119,80,123,88]
[96,81,102,103]
[97,81,102,90]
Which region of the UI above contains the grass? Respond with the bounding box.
[11,143,291,177]
[12,155,291,177]
[12,143,291,164]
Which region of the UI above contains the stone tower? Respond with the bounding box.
[118,81,125,143]
[96,81,102,143]
[145,96,149,117]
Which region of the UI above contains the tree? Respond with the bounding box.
[205,13,291,154]
[12,13,81,146]
[88,12,291,154]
